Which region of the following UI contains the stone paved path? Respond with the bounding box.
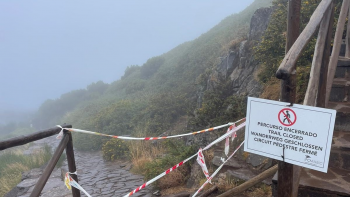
[7,136,153,197]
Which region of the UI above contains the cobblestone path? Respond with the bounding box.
[7,136,153,197]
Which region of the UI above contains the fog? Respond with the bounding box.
[0,0,254,118]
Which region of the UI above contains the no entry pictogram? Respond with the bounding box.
[245,97,337,173]
[278,108,296,126]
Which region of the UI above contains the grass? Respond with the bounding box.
[0,145,52,196]
[129,140,166,174]
[127,127,196,190]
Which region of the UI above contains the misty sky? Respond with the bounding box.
[0,0,254,111]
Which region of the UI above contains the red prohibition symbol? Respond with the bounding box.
[278,108,297,126]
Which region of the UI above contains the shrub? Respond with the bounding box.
[142,140,196,189]
[122,65,140,79]
[140,56,165,79]
[102,139,129,161]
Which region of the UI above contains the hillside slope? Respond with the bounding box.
[33,0,272,149]
[28,0,275,192]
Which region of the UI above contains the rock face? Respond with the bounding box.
[249,7,274,42]
[205,6,273,98]
[188,6,274,187]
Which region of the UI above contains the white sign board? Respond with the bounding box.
[244,97,336,172]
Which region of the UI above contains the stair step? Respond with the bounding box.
[299,167,350,196]
[271,131,350,196]
[333,131,350,150]
[330,79,350,102]
[272,167,350,196]
[335,58,350,78]
[328,102,350,113]
[330,131,350,171]
[327,102,350,131]
[337,56,350,66]
[333,78,350,86]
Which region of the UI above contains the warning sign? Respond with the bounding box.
[278,108,296,126]
[244,97,336,173]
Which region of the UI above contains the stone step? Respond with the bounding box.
[333,78,350,86]
[330,78,350,102]
[332,131,350,150]
[272,167,350,196]
[337,56,350,66]
[330,131,350,171]
[271,131,350,196]
[335,57,350,78]
[328,102,350,131]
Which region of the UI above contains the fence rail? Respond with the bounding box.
[0,125,70,151]
[0,125,80,197]
[276,0,333,80]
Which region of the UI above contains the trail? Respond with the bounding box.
[6,136,152,197]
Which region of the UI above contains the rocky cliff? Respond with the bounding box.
[187,6,274,188]
[207,7,273,97]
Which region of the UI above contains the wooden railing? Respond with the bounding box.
[276,0,333,80]
[0,125,80,197]
[273,0,350,196]
[275,0,350,196]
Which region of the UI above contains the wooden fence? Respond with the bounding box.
[0,125,80,197]
[276,0,350,196]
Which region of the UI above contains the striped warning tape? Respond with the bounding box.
[56,118,245,141]
[197,148,211,183]
[124,154,197,197]
[225,124,237,156]
[123,121,246,197]
[192,140,245,197]
[61,119,246,197]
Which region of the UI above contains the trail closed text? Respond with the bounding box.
[244,97,336,172]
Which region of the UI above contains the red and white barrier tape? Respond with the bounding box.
[192,141,245,197]
[225,124,237,156]
[197,148,211,183]
[123,154,197,197]
[123,121,246,197]
[56,118,245,141]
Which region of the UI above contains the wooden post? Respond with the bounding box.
[276,0,333,79]
[318,3,335,108]
[65,131,81,197]
[217,165,278,197]
[326,0,350,107]
[346,5,350,58]
[0,125,71,151]
[304,3,333,106]
[30,134,70,197]
[278,1,301,197]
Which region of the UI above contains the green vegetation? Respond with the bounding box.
[189,82,247,128]
[255,0,342,102]
[102,139,129,161]
[1,0,345,193]
[0,145,52,196]
[6,0,343,193]
[35,0,273,154]
[142,140,195,188]
[21,0,275,187]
